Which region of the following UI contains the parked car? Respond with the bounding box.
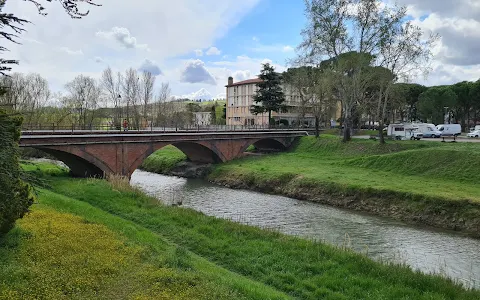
[467,130,480,138]
[436,124,461,137]
[469,125,480,132]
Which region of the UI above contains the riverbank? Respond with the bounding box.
[3,161,478,298]
[141,136,480,237]
[3,162,288,299]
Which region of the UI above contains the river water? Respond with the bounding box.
[131,170,480,289]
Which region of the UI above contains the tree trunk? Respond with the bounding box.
[342,116,351,142]
[268,110,272,128]
[378,85,391,145]
[315,115,319,137]
[378,120,385,144]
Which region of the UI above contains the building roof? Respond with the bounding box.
[225,78,263,87]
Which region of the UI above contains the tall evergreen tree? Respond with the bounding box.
[0,0,99,235]
[0,107,34,234]
[251,63,286,126]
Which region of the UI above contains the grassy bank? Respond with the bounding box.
[141,145,187,174]
[2,164,288,300]
[144,136,480,235]
[5,162,477,299]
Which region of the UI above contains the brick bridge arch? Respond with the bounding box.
[29,137,294,177]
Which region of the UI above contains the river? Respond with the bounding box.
[131,170,480,289]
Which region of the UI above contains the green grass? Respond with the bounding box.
[354,129,380,136]
[141,136,480,235]
[15,164,479,299]
[146,136,480,201]
[209,136,480,202]
[185,100,226,122]
[140,145,187,174]
[20,160,69,177]
[2,165,289,300]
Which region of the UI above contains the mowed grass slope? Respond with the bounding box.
[1,164,289,300]
[21,165,480,299]
[209,136,480,202]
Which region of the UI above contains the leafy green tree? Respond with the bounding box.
[417,87,457,124]
[283,65,334,137]
[0,0,99,235]
[365,66,396,143]
[0,108,34,234]
[393,83,428,121]
[322,52,375,141]
[297,0,437,142]
[469,80,480,125]
[186,102,201,126]
[251,63,286,126]
[452,81,473,131]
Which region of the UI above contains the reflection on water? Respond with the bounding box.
[131,170,480,289]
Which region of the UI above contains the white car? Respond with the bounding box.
[467,130,480,138]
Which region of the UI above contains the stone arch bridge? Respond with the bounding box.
[19,131,307,178]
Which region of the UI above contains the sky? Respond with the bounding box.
[4,0,480,100]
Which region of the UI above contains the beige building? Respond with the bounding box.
[225,76,338,127]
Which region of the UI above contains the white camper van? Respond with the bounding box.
[416,123,441,138]
[387,123,423,140]
[436,124,461,137]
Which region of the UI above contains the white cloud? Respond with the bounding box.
[252,36,259,42]
[232,70,251,81]
[138,59,162,76]
[417,62,480,87]
[180,59,216,85]
[96,26,149,50]
[383,0,480,85]
[94,56,104,63]
[206,46,221,55]
[59,47,83,55]
[3,0,261,93]
[411,13,480,66]
[282,45,294,52]
[204,55,286,96]
[194,49,203,56]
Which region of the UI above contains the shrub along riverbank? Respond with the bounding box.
[141,136,480,237]
[2,162,478,299]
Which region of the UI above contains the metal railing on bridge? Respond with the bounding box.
[21,123,318,134]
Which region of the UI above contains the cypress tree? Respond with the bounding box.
[251,63,286,126]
